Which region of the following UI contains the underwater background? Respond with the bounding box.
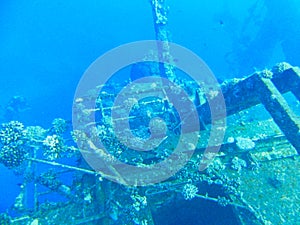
[0,0,300,224]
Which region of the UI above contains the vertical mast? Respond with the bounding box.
[149,0,175,80]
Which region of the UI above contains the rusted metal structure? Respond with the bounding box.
[0,1,299,224]
[0,62,299,225]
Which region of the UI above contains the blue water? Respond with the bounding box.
[0,0,299,223]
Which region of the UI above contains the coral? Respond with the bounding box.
[71,129,84,143]
[43,135,65,160]
[236,137,255,151]
[217,196,231,207]
[207,158,226,173]
[0,121,27,168]
[51,118,68,134]
[0,145,26,168]
[182,184,198,200]
[0,121,24,145]
[272,62,292,74]
[37,170,60,189]
[258,69,273,79]
[24,126,46,141]
[130,194,147,212]
[0,213,11,225]
[231,156,247,172]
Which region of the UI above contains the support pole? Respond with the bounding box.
[255,76,300,154]
[149,0,175,80]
